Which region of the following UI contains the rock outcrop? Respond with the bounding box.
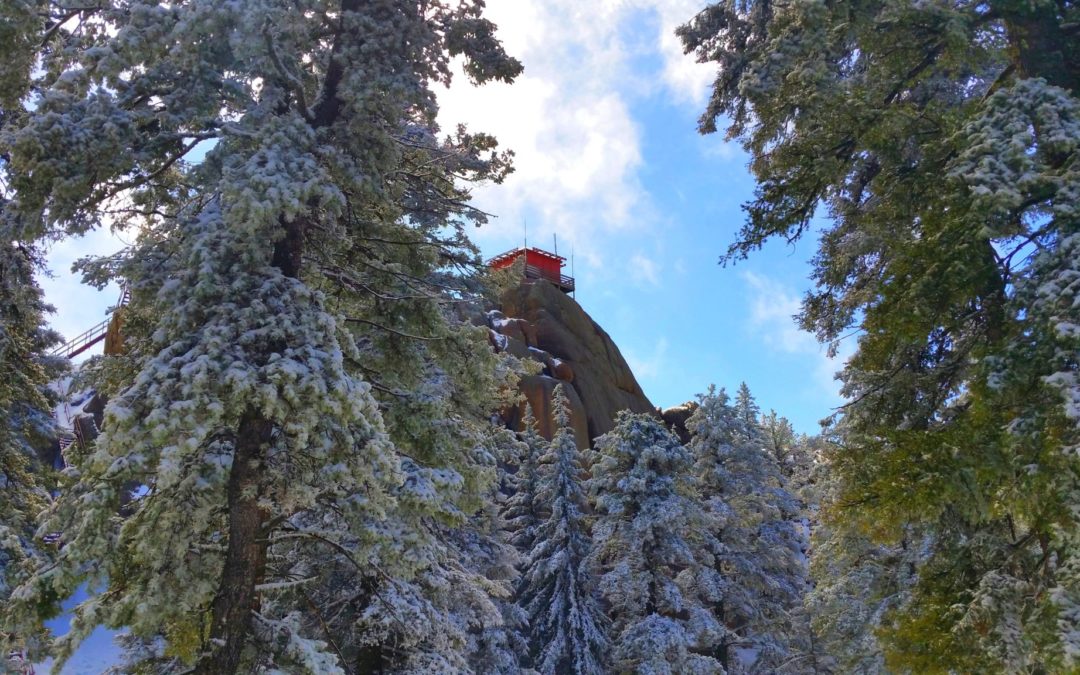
[483,279,655,448]
[660,401,699,445]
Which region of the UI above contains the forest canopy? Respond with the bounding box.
[680,0,1080,670]
[1,0,1078,673]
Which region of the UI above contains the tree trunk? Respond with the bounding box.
[196,409,275,673]
[995,0,1080,95]
[716,599,730,672]
[354,577,387,674]
[197,219,305,672]
[355,643,387,674]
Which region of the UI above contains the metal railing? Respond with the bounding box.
[50,287,130,360]
[58,431,77,454]
[50,319,111,359]
[523,263,575,292]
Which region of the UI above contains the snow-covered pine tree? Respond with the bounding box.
[805,427,922,674]
[502,404,547,556]
[0,37,66,664]
[786,432,831,675]
[760,410,797,480]
[0,240,64,664]
[761,412,826,674]
[461,422,532,674]
[332,293,525,672]
[806,519,907,673]
[588,410,724,674]
[680,1,1080,668]
[518,384,607,674]
[687,386,807,673]
[0,1,520,671]
[480,402,548,673]
[273,353,523,674]
[733,382,760,436]
[462,511,528,673]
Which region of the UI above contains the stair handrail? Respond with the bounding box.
[49,286,130,359]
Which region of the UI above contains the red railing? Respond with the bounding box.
[50,287,130,360]
[50,319,111,359]
[524,263,574,292]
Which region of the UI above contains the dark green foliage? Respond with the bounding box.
[681,0,1080,668]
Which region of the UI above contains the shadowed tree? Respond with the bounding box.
[681,0,1080,669]
[688,386,807,672]
[0,238,64,664]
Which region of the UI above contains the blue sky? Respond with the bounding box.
[33,3,847,670]
[40,0,847,436]
[436,0,849,433]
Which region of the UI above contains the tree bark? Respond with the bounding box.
[196,219,306,672]
[995,0,1080,95]
[354,577,387,674]
[195,0,362,665]
[312,0,362,128]
[197,409,275,674]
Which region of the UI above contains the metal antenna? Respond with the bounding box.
[523,217,527,252]
[553,233,558,258]
[571,247,576,300]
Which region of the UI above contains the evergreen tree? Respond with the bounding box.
[733,382,760,434]
[490,402,548,673]
[760,410,796,479]
[502,404,547,556]
[805,428,926,674]
[786,433,831,675]
[340,316,523,672]
[680,1,1080,668]
[0,1,520,671]
[467,424,531,674]
[807,523,907,673]
[518,385,607,674]
[0,51,65,664]
[0,240,64,663]
[588,411,724,674]
[687,387,806,673]
[465,407,547,674]
[760,413,826,674]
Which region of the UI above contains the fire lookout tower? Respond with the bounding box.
[488,247,575,294]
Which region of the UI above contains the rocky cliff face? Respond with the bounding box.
[482,279,656,448]
[659,401,699,445]
[53,279,661,456]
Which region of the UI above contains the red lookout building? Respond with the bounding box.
[488,247,575,294]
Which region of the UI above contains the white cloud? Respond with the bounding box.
[701,135,741,161]
[742,271,852,401]
[436,1,712,265]
[651,0,715,106]
[39,229,126,356]
[743,271,814,353]
[626,336,669,380]
[630,252,661,286]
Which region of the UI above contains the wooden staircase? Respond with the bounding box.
[50,287,129,359]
